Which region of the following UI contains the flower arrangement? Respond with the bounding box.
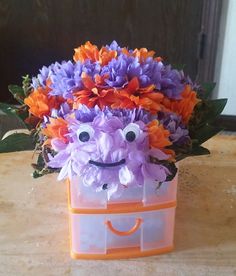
[0,41,227,198]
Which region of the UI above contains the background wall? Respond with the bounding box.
[214,0,236,115]
[0,0,203,103]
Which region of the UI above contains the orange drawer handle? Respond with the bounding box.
[105,218,143,236]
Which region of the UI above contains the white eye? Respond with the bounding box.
[123,123,140,142]
[77,124,95,142]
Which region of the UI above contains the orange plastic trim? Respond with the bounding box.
[105,218,142,236]
[70,245,174,260]
[67,181,177,214]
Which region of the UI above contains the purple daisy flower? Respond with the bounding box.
[49,102,72,119]
[32,60,102,99]
[101,54,133,87]
[49,60,101,98]
[105,40,122,52]
[101,53,185,99]
[49,61,82,99]
[159,65,184,99]
[157,111,190,146]
[31,63,56,89]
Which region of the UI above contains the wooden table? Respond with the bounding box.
[0,134,236,276]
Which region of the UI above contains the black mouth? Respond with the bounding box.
[89,159,126,168]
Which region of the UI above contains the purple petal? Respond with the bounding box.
[148,148,170,160]
[98,133,114,161]
[119,166,134,185]
[51,138,67,151]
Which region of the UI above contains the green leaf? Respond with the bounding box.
[193,124,222,145]
[31,149,60,178]
[0,102,28,128]
[31,153,45,171]
[32,167,59,178]
[164,162,178,182]
[0,133,35,153]
[189,98,227,136]
[32,170,43,178]
[22,75,32,96]
[8,85,25,104]
[176,145,210,161]
[8,85,24,96]
[0,102,18,116]
[200,82,216,99]
[196,98,227,126]
[190,145,210,156]
[206,98,227,121]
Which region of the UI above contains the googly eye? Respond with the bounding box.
[77,124,95,142]
[123,123,140,142]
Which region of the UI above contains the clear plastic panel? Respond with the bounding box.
[70,176,107,209]
[108,185,143,204]
[141,208,175,251]
[70,174,177,209]
[70,208,175,255]
[70,213,106,254]
[143,175,177,206]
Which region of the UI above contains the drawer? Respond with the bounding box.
[69,174,177,211]
[69,207,175,259]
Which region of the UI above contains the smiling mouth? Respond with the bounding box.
[89,159,126,168]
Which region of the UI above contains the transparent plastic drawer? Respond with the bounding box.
[70,207,175,255]
[69,174,177,210]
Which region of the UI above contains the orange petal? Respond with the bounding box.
[126,77,139,93]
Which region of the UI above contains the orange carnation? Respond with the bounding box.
[73,73,115,109]
[122,47,162,63]
[132,47,155,61]
[24,86,64,119]
[42,117,69,144]
[73,41,99,63]
[74,41,117,66]
[161,85,200,124]
[98,46,117,65]
[111,77,164,113]
[147,120,172,149]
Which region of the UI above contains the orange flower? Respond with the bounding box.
[121,47,130,56]
[42,117,69,143]
[147,120,172,149]
[122,47,163,63]
[98,46,117,65]
[24,86,64,119]
[111,77,164,113]
[73,41,99,63]
[132,47,155,61]
[161,85,200,124]
[74,41,118,65]
[73,73,116,109]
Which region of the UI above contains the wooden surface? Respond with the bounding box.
[0,0,203,102]
[0,134,236,276]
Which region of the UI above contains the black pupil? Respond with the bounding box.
[79,131,90,142]
[102,183,108,190]
[125,131,136,142]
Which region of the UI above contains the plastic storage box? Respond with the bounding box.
[68,175,177,259]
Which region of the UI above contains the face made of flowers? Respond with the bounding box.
[48,111,170,198]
